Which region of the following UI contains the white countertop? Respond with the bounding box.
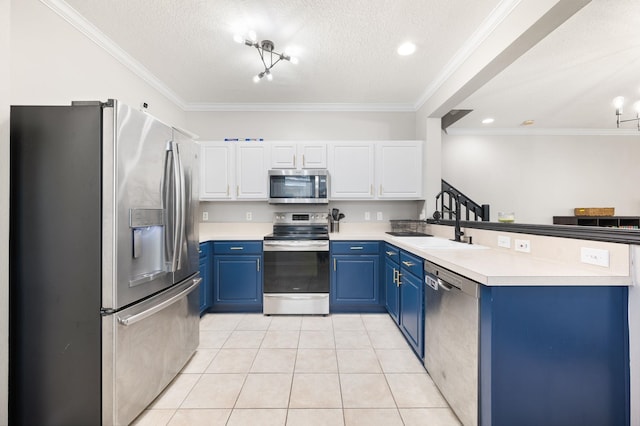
[199,222,632,287]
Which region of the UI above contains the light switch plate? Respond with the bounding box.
[376,212,383,221]
[364,212,371,221]
[581,247,610,267]
[202,211,208,221]
[246,212,252,221]
[498,235,511,248]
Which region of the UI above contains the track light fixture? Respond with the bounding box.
[234,34,298,83]
[613,96,640,130]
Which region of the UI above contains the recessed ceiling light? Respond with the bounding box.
[481,118,494,124]
[521,120,535,126]
[397,42,416,56]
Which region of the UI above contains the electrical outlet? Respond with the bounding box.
[581,247,610,267]
[377,212,383,221]
[202,211,208,221]
[514,239,531,253]
[497,235,511,248]
[364,212,371,221]
[246,212,252,221]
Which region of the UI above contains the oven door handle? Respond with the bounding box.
[263,240,329,251]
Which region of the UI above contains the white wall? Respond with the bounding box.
[10,0,186,126]
[442,133,640,224]
[186,111,416,141]
[1,0,9,423]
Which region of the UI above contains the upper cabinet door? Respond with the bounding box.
[236,143,269,199]
[328,142,375,199]
[270,142,297,169]
[376,141,423,199]
[200,142,233,200]
[270,142,327,169]
[299,142,327,169]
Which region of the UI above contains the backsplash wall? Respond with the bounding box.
[200,200,423,223]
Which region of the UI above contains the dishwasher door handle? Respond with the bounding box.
[437,278,454,291]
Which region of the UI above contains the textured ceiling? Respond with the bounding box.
[63,0,502,106]
[58,0,640,130]
[452,0,640,130]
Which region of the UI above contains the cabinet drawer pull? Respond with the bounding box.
[393,268,398,284]
[230,247,244,250]
[402,261,415,267]
[350,246,364,250]
[386,251,395,256]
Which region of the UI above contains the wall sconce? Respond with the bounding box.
[234,33,298,83]
[613,96,640,130]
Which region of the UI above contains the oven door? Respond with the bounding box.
[263,240,330,293]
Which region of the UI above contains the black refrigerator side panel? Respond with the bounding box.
[9,105,103,425]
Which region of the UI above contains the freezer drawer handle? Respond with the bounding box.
[117,277,201,326]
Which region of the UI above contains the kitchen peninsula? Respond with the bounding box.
[200,221,632,426]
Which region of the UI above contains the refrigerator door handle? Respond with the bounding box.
[174,142,186,271]
[117,277,201,326]
[164,141,182,273]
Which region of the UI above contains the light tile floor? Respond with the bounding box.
[132,313,461,426]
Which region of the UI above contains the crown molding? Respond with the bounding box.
[183,102,416,112]
[446,127,640,136]
[414,0,523,110]
[40,0,187,109]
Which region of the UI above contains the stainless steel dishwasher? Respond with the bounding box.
[424,260,479,426]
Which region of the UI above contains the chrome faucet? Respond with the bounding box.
[435,190,464,242]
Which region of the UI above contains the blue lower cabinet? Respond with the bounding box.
[211,241,263,313]
[330,241,384,313]
[198,242,212,315]
[480,285,629,426]
[383,244,400,323]
[398,250,424,358]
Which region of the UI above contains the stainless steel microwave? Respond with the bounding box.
[268,169,329,204]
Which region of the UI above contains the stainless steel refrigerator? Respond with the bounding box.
[9,99,200,425]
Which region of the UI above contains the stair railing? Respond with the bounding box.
[438,180,490,221]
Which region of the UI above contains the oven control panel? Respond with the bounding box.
[273,212,329,225]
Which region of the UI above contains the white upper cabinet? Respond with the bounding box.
[200,142,269,200]
[236,143,269,199]
[328,142,375,199]
[200,142,233,200]
[270,142,327,169]
[375,141,423,199]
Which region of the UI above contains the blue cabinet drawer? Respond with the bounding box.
[213,241,262,255]
[331,241,380,255]
[400,251,423,277]
[199,242,209,258]
[383,243,400,264]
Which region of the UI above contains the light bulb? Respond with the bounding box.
[248,30,257,42]
[266,71,273,81]
[290,56,299,65]
[634,101,640,114]
[613,96,625,110]
[233,34,244,44]
[397,42,416,56]
[253,75,261,83]
[481,118,494,124]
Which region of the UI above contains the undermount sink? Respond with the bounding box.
[391,236,489,250]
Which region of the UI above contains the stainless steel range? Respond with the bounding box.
[263,212,330,315]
